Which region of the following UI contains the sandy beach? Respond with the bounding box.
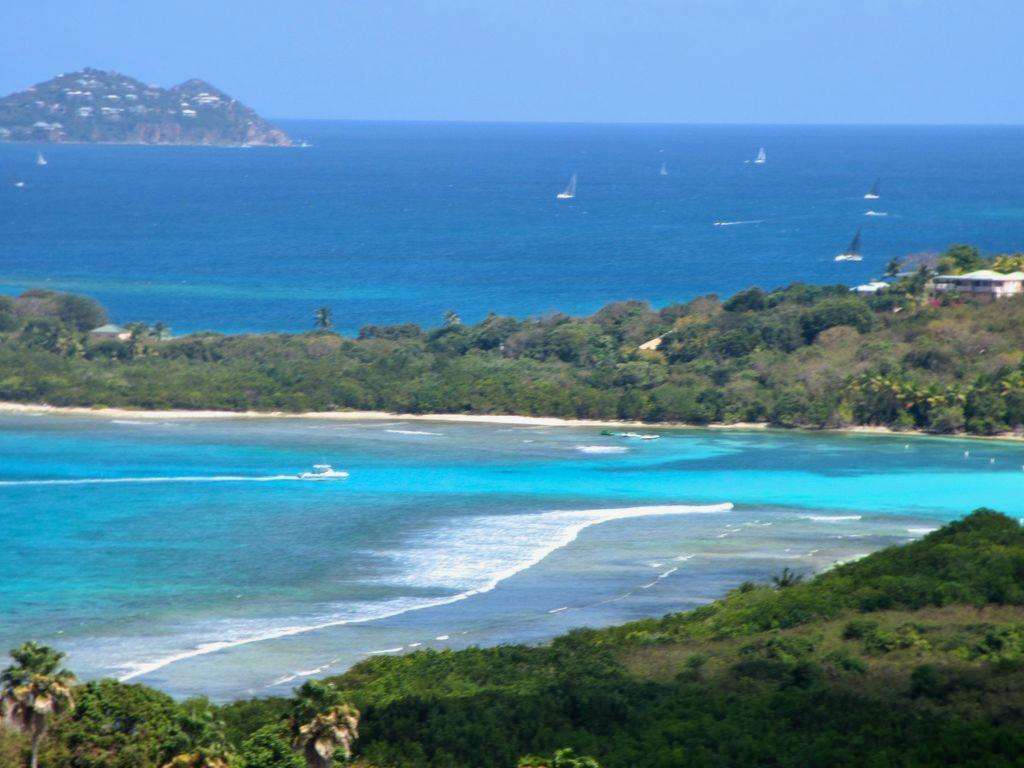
[1,400,1022,442]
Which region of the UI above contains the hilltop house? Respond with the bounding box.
[88,323,130,341]
[852,281,890,295]
[933,270,1024,300]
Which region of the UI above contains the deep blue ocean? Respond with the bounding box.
[2,122,1024,333]
[3,123,1024,700]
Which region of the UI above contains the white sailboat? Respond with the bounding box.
[36,152,47,166]
[556,173,577,200]
[863,179,880,199]
[659,162,668,177]
[753,147,766,165]
[834,228,863,262]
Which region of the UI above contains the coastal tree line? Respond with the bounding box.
[1,245,1024,436]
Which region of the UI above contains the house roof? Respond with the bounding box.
[936,270,1024,282]
[852,281,889,292]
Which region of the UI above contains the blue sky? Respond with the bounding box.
[2,0,1020,123]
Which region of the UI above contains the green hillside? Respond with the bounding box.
[2,246,1024,436]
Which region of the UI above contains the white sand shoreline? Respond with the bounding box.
[1,401,1022,442]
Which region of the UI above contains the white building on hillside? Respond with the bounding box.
[933,270,1024,300]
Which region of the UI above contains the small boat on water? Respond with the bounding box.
[298,464,349,480]
[556,173,577,200]
[834,228,863,262]
[12,180,25,188]
[753,147,766,165]
[36,152,47,166]
[659,162,668,177]
[863,179,880,200]
[601,430,661,440]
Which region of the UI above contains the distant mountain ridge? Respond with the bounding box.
[0,68,291,146]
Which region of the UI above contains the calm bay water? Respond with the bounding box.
[2,122,1024,333]
[1,414,1022,699]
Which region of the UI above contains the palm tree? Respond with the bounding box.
[125,322,150,360]
[314,307,333,331]
[885,257,902,277]
[771,567,804,589]
[292,681,359,767]
[1,642,76,768]
[161,697,234,768]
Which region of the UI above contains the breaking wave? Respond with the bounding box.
[117,502,732,681]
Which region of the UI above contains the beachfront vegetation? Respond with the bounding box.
[1,509,1022,767]
[2,245,1024,436]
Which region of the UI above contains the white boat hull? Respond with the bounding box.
[834,254,863,262]
[863,193,879,200]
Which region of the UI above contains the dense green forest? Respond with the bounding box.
[2,245,1024,435]
[3,509,1023,767]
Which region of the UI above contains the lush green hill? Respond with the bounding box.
[4,509,1023,767]
[0,68,290,146]
[2,247,1024,436]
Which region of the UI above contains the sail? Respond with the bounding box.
[755,147,766,163]
[660,162,668,176]
[868,179,880,196]
[848,228,862,255]
[36,152,47,166]
[558,173,577,199]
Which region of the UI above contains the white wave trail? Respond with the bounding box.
[386,429,442,436]
[0,474,307,487]
[800,514,862,523]
[117,502,731,681]
[713,219,765,227]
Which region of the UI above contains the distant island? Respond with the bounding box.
[0,68,291,146]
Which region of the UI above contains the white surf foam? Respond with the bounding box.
[800,514,862,523]
[658,567,678,579]
[906,526,939,535]
[575,445,628,454]
[386,429,442,436]
[117,502,731,681]
[0,474,305,487]
[713,219,765,226]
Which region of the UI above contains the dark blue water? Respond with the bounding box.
[2,122,1023,333]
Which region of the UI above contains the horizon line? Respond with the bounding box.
[269,117,1024,128]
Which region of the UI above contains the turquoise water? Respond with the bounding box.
[2,123,1024,333]
[1,414,1022,699]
